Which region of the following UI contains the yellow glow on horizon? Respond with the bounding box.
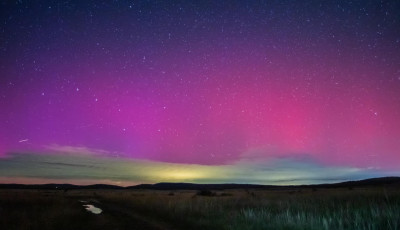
[160,169,206,181]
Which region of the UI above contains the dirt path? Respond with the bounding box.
[94,200,178,230]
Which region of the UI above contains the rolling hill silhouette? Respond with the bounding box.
[0,177,399,190]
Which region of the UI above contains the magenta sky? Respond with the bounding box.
[0,0,400,184]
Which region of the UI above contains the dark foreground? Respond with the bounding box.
[0,185,399,230]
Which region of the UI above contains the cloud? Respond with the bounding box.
[44,144,113,156]
[0,145,393,185]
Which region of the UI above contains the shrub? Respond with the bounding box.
[196,190,216,196]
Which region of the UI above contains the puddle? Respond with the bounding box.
[83,204,102,214]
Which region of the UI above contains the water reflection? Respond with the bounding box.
[83,204,102,214]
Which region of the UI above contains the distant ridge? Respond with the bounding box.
[127,182,276,190]
[0,177,399,190]
[0,183,123,190]
[127,177,400,190]
[312,176,400,188]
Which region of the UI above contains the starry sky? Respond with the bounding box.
[0,0,400,185]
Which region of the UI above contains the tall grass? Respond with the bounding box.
[103,188,400,230]
[1,187,399,230]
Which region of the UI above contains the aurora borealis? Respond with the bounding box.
[0,0,400,185]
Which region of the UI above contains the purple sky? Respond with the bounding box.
[0,0,399,184]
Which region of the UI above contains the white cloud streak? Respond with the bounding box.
[0,145,392,185]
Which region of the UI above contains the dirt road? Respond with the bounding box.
[97,200,176,230]
[80,198,178,230]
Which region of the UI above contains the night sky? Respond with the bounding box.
[1,0,400,185]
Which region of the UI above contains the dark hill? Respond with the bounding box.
[0,183,124,190]
[307,176,400,188]
[0,177,399,190]
[127,182,277,190]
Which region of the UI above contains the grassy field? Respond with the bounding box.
[0,187,399,230]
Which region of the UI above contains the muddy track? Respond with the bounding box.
[97,200,178,230]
